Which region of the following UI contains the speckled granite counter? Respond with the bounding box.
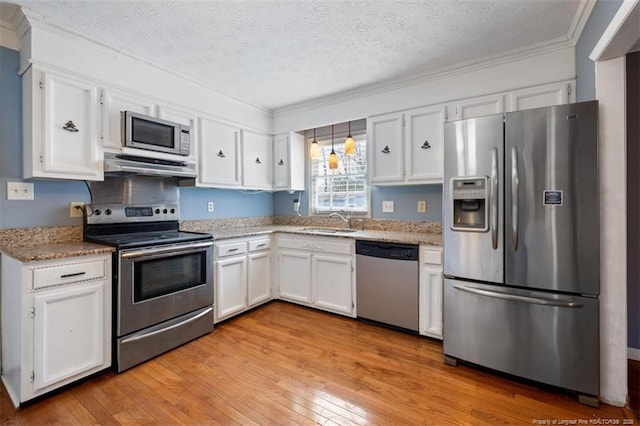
[0,226,114,263]
[185,224,442,247]
[0,241,115,263]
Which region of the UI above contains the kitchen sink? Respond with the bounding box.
[301,227,359,234]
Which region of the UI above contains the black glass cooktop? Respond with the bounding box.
[84,221,212,249]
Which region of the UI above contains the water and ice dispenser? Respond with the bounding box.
[451,177,489,232]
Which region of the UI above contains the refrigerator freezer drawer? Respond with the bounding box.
[443,278,599,396]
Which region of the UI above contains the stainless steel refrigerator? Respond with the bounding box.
[443,101,600,404]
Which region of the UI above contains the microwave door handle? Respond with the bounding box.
[511,146,519,251]
[491,147,499,250]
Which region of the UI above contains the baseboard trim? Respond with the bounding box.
[628,347,640,361]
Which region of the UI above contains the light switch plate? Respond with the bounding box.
[382,201,394,213]
[7,182,34,200]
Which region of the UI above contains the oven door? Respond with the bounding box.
[118,240,213,337]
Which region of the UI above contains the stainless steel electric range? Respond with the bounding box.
[83,178,214,372]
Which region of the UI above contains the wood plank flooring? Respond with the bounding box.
[1,301,637,425]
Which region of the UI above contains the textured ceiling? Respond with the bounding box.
[4,0,584,110]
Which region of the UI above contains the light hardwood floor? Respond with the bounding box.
[1,301,637,425]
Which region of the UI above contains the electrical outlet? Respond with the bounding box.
[6,182,34,200]
[417,200,427,213]
[207,201,214,213]
[293,198,300,212]
[382,201,394,213]
[70,202,84,218]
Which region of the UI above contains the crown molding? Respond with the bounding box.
[0,4,21,50]
[19,7,272,115]
[568,0,598,44]
[274,37,575,116]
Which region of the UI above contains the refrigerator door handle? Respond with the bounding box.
[453,284,584,308]
[511,146,519,251]
[491,147,499,249]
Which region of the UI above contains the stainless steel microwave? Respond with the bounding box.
[122,111,191,156]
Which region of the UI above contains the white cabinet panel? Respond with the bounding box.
[405,106,445,183]
[419,246,443,339]
[448,94,505,122]
[278,250,312,304]
[23,68,102,180]
[368,112,404,183]
[312,254,353,316]
[248,251,272,306]
[242,130,272,189]
[33,280,106,391]
[215,256,248,321]
[199,118,241,188]
[507,81,574,112]
[273,132,305,191]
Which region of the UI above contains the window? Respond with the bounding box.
[310,131,368,214]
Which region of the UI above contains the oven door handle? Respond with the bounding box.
[121,241,213,259]
[120,306,213,344]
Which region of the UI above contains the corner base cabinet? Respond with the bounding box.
[1,253,112,407]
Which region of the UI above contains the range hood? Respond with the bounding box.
[103,152,197,178]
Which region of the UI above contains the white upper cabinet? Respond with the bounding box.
[273,132,305,192]
[23,68,103,181]
[241,130,272,190]
[506,80,575,112]
[368,112,404,183]
[446,94,505,122]
[101,88,155,151]
[404,106,445,183]
[369,106,445,185]
[198,117,241,188]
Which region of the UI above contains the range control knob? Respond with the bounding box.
[155,208,160,214]
[170,208,175,214]
[94,209,101,216]
[104,209,112,215]
[163,208,168,214]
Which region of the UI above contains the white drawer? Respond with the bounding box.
[421,247,443,265]
[215,241,248,257]
[278,235,352,255]
[249,238,271,252]
[32,258,108,289]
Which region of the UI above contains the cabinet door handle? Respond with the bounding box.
[278,159,284,166]
[420,140,431,149]
[60,271,86,278]
[217,150,226,158]
[381,145,390,154]
[255,157,262,164]
[63,120,79,132]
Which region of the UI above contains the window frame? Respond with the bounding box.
[307,129,370,217]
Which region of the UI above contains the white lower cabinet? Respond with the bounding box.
[277,234,355,317]
[214,237,272,323]
[0,254,112,407]
[419,246,443,339]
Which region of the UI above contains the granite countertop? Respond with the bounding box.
[0,242,115,263]
[209,225,443,247]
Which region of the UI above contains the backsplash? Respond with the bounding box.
[272,216,441,233]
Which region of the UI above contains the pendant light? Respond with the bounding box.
[309,128,320,159]
[344,121,355,155]
[328,125,338,170]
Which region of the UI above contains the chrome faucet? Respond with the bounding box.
[329,212,349,223]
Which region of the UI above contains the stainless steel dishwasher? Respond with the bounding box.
[356,241,419,332]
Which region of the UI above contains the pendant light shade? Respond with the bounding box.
[328,125,338,170]
[309,128,320,159]
[344,121,356,155]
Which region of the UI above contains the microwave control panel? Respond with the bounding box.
[180,128,191,155]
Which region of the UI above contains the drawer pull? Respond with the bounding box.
[257,243,266,247]
[227,248,239,252]
[60,271,86,279]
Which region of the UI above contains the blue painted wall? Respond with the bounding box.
[0,46,272,229]
[575,0,623,101]
[273,185,443,221]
